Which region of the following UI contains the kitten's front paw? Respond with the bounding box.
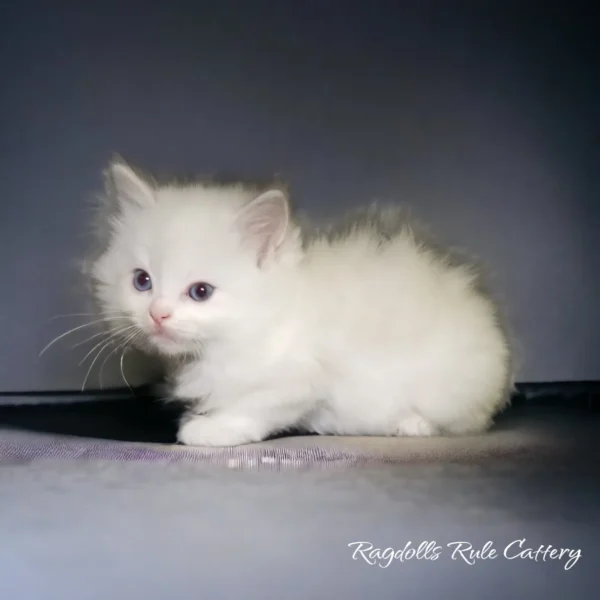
[177,415,263,447]
[396,414,437,437]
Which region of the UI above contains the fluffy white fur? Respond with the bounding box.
[87,159,513,447]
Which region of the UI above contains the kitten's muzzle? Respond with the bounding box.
[149,301,172,326]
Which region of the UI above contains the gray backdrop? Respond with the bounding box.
[1,1,598,392]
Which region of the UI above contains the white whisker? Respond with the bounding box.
[78,325,136,366]
[98,329,140,390]
[39,317,131,357]
[80,335,124,392]
[49,310,127,320]
[72,328,119,349]
[119,331,140,395]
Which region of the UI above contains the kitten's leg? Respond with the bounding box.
[178,412,267,447]
[395,413,438,437]
[177,398,307,447]
[172,361,212,401]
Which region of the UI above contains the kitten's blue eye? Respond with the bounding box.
[188,282,214,302]
[133,269,152,292]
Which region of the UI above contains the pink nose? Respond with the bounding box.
[149,304,172,326]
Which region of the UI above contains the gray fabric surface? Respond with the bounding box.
[0,406,594,467]
[1,406,598,600]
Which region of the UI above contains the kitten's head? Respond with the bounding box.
[88,159,297,357]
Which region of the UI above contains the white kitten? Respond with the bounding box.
[87,159,514,447]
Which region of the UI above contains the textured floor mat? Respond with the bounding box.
[1,399,598,469]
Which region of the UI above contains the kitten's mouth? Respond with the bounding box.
[148,325,190,352]
[149,327,176,342]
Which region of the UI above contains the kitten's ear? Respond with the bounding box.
[104,159,155,210]
[237,188,290,266]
